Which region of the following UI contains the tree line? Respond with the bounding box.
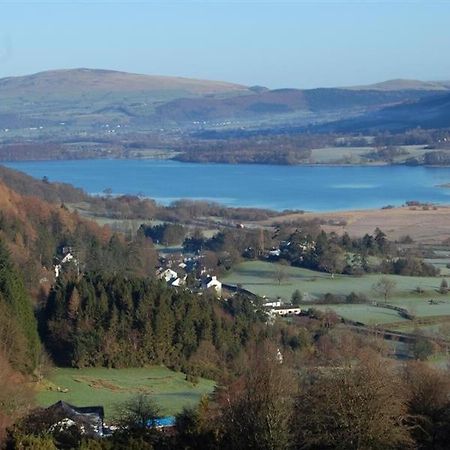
[42,272,267,377]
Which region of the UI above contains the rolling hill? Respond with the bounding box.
[0,68,250,100]
[346,78,450,92]
[0,68,253,128]
[317,91,450,132]
[0,68,446,130]
[155,87,438,122]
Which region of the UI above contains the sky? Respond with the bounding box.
[0,0,449,89]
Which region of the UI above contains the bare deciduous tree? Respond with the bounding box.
[373,276,397,303]
[294,353,413,449]
[217,342,297,450]
[273,261,290,285]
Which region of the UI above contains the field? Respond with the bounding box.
[308,145,436,165]
[36,366,215,419]
[314,304,408,325]
[262,205,450,244]
[309,146,373,164]
[223,260,450,325]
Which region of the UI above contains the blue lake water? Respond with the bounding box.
[4,159,450,212]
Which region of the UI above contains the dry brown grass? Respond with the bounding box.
[264,206,450,243]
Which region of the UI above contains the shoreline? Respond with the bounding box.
[4,155,450,169]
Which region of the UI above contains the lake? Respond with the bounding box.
[4,159,450,212]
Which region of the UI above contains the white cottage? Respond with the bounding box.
[157,268,178,283]
[202,275,222,296]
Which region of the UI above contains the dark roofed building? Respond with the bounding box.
[45,401,105,436]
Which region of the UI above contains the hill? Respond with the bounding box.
[155,87,438,123]
[0,69,445,131]
[0,68,249,100]
[0,164,88,203]
[346,78,450,92]
[318,91,450,132]
[0,68,252,128]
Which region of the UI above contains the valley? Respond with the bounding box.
[4,1,450,447]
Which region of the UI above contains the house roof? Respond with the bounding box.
[47,400,105,419]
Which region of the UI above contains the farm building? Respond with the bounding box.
[45,401,105,437]
[270,306,302,317]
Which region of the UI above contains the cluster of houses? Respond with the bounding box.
[156,256,222,297]
[52,246,223,297]
[265,238,316,263]
[52,244,305,314]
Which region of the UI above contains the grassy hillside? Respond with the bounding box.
[155,87,436,122]
[0,68,251,129]
[224,261,450,324]
[0,68,249,101]
[320,91,450,132]
[37,366,215,418]
[0,69,444,131]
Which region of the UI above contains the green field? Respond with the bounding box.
[314,304,408,325]
[309,145,437,165]
[425,257,450,276]
[224,261,450,324]
[37,366,215,419]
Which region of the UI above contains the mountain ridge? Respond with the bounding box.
[0,68,449,131]
[0,68,250,97]
[345,78,450,92]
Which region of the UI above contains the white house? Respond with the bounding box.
[263,299,282,308]
[61,253,74,264]
[54,252,78,278]
[170,276,187,287]
[202,275,222,296]
[270,306,302,317]
[157,268,178,283]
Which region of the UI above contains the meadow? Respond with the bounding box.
[223,260,450,325]
[37,366,215,419]
[309,145,434,165]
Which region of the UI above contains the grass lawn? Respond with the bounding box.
[425,257,450,276]
[36,366,215,419]
[223,260,450,324]
[314,304,409,325]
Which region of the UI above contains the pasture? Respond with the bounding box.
[37,366,215,419]
[309,145,436,165]
[223,260,450,324]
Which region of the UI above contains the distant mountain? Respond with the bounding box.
[155,87,437,123]
[0,68,249,100]
[346,78,450,92]
[0,68,252,128]
[317,91,450,132]
[0,68,447,130]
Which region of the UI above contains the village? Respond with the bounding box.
[53,240,304,324]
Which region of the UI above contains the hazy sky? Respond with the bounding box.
[0,0,449,88]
